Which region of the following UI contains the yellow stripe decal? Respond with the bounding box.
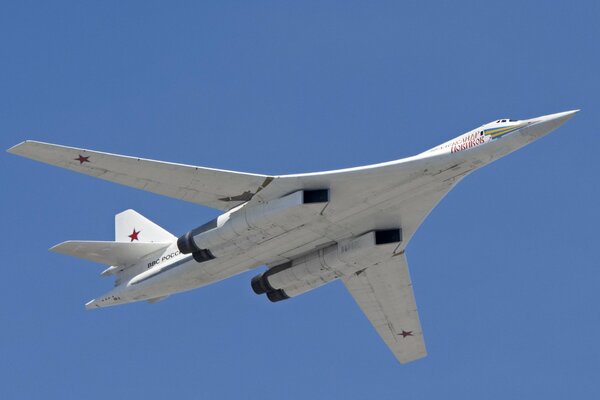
[484,123,527,138]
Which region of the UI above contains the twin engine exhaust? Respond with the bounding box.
[177,231,215,263]
[251,229,402,302]
[174,187,401,303]
[176,189,330,262]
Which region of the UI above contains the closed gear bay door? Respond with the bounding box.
[342,253,426,364]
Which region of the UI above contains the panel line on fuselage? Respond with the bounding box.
[131,255,194,285]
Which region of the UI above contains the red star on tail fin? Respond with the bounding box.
[128,229,140,242]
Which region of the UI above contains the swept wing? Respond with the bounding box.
[8,140,274,211]
[343,253,426,364]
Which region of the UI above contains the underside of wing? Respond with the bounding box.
[342,253,426,364]
[8,141,274,211]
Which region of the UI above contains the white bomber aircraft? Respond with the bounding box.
[8,110,578,364]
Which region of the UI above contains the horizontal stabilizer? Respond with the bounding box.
[51,241,171,267]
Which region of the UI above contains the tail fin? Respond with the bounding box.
[115,209,175,243]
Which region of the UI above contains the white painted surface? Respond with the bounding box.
[7,110,578,363]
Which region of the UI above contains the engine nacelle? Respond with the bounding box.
[251,229,402,301]
[177,189,329,262]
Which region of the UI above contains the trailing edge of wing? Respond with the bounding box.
[8,140,274,211]
[342,253,426,364]
[51,241,171,268]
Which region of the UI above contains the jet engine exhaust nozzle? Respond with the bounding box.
[177,231,200,254]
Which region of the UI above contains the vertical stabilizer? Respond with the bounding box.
[115,209,175,243]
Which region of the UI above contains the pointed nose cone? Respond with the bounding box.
[525,109,579,139]
[533,109,579,124]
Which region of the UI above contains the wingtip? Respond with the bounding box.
[85,299,98,310]
[7,140,52,155]
[6,141,29,154]
[49,241,71,253]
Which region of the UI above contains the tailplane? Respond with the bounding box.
[50,210,175,287]
[51,240,170,269]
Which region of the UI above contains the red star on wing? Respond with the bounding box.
[75,155,90,164]
[399,330,413,338]
[128,229,140,242]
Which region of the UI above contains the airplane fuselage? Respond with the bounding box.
[8,110,578,363]
[89,111,574,308]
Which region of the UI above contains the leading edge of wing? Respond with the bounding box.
[7,140,274,211]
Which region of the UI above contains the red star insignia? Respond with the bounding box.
[128,229,140,242]
[75,155,90,164]
[399,330,413,338]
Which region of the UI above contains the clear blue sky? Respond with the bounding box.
[2,1,599,398]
